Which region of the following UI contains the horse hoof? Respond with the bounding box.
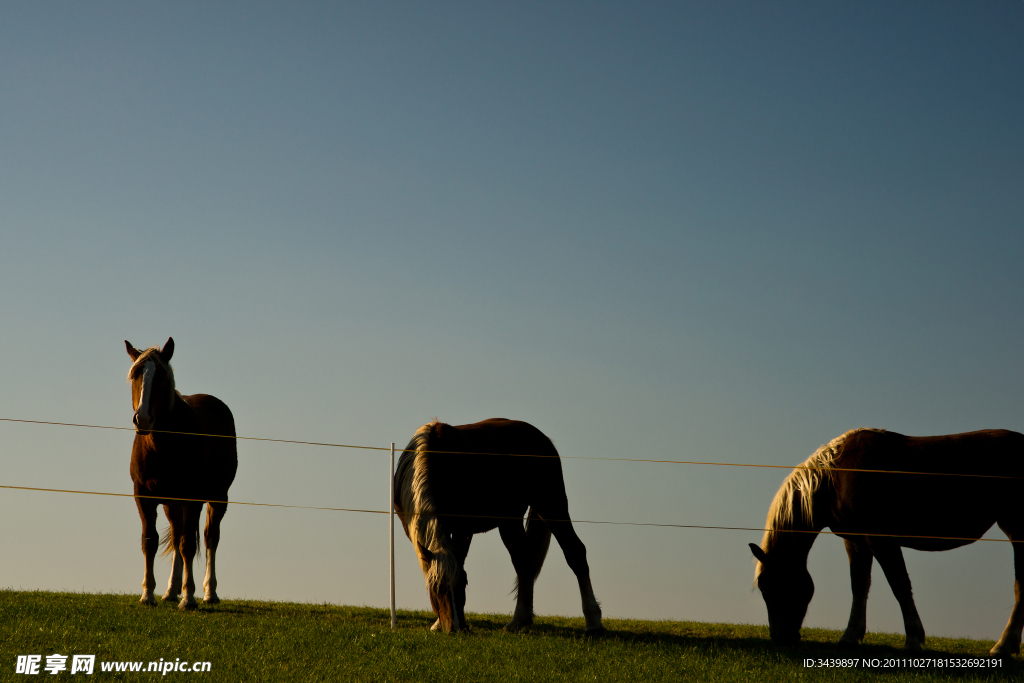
[504,620,531,632]
[585,627,606,638]
[203,594,221,605]
[161,592,179,602]
[178,599,198,611]
[989,643,1019,657]
[140,597,157,607]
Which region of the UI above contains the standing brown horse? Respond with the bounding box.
[750,428,1024,654]
[126,337,237,610]
[394,418,604,635]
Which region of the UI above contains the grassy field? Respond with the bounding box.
[1,590,1020,682]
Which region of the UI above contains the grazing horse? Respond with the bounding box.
[393,418,603,635]
[125,337,237,610]
[749,428,1024,654]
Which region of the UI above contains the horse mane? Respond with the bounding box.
[127,347,181,403]
[756,428,884,580]
[394,420,458,596]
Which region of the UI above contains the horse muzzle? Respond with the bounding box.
[770,627,801,646]
[133,412,154,434]
[428,587,460,633]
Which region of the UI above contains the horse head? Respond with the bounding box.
[750,542,814,646]
[417,542,459,632]
[125,337,176,435]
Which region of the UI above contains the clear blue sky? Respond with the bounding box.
[1,2,1022,641]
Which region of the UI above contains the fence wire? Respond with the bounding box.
[1,483,1020,545]
[3,417,1020,480]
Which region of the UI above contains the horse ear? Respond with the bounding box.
[160,337,174,362]
[749,542,768,564]
[125,340,142,361]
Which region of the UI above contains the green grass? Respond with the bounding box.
[1,590,1020,681]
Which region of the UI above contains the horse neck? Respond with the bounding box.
[768,526,818,567]
[764,483,831,563]
[150,393,193,443]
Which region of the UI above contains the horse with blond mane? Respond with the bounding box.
[125,337,237,610]
[393,418,603,634]
[749,428,1024,654]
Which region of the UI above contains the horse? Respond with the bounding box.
[125,337,237,610]
[393,418,604,635]
[749,427,1024,654]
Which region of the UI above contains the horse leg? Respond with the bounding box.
[136,496,159,605]
[177,503,201,611]
[452,533,472,632]
[499,520,534,630]
[499,514,552,631]
[202,501,228,604]
[839,537,873,645]
[161,504,183,602]
[868,541,925,650]
[544,517,603,635]
[991,523,1024,656]
[166,549,184,600]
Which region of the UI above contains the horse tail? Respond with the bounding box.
[514,508,552,600]
[396,421,460,629]
[159,525,174,558]
[158,524,202,559]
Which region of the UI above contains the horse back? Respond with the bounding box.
[837,429,1024,477]
[180,393,238,493]
[830,429,1024,548]
[447,418,564,488]
[452,418,559,457]
[402,418,568,533]
[181,393,236,438]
